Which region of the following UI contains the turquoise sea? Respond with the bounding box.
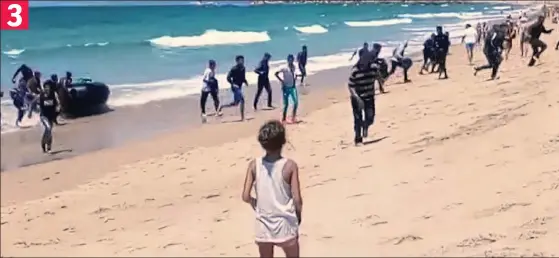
[0,1,530,132]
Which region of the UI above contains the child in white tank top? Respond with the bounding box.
[242,120,303,257]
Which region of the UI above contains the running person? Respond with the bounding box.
[275,54,299,124]
[38,83,58,153]
[296,46,308,86]
[26,71,42,119]
[503,21,517,60]
[474,24,506,80]
[348,52,377,146]
[11,64,33,85]
[43,74,62,125]
[219,55,248,121]
[461,24,478,64]
[518,13,530,57]
[242,120,303,258]
[200,60,221,123]
[526,15,554,67]
[254,53,273,110]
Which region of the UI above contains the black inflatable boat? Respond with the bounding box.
[57,78,110,117]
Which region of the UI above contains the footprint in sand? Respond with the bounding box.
[455,233,505,248]
[474,202,531,219]
[520,216,554,228]
[381,235,423,245]
[517,230,547,240]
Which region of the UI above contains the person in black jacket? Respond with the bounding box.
[253,53,273,110]
[527,15,554,66]
[474,24,506,80]
[433,26,450,79]
[38,83,58,153]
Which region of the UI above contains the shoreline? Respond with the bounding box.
[1,23,558,255]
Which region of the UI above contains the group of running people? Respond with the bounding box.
[245,9,558,258]
[469,13,554,80]
[199,46,309,124]
[7,64,73,153]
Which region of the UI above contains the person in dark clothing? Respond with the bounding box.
[527,15,554,66]
[348,52,378,146]
[38,83,58,153]
[555,40,558,50]
[371,43,387,94]
[60,71,73,88]
[296,46,308,85]
[388,41,411,83]
[9,88,26,127]
[474,24,506,80]
[200,60,221,123]
[26,71,42,119]
[254,53,273,110]
[219,55,248,121]
[433,26,450,79]
[43,74,62,125]
[350,42,369,61]
[419,34,436,74]
[11,64,33,85]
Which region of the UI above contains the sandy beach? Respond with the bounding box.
[2,20,559,256]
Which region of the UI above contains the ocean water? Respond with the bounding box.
[1,1,531,133]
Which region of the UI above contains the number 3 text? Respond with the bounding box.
[1,0,29,30]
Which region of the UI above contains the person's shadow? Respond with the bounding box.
[363,136,388,145]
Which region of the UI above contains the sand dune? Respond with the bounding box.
[1,25,559,256]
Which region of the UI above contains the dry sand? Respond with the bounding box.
[1,24,558,256]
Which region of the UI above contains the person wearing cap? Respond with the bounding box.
[200,60,221,123]
[253,52,273,110]
[526,15,554,66]
[347,52,378,146]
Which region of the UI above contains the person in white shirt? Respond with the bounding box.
[200,60,221,123]
[387,41,412,83]
[461,24,478,64]
[518,13,530,57]
[275,54,299,124]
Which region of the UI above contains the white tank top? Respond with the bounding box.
[253,158,299,243]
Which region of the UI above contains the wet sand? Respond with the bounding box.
[0,64,360,172]
[1,23,558,256]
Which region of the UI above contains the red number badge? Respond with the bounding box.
[1,0,29,30]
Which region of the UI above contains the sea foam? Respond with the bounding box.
[148,30,271,48]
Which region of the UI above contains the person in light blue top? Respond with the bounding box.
[275,54,299,124]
